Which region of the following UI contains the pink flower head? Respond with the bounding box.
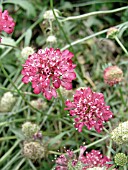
[65,87,113,133]
[81,150,112,169]
[0,9,15,34]
[104,66,123,86]
[21,48,76,100]
[55,150,77,170]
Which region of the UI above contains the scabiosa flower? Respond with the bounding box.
[55,147,113,170]
[81,150,112,170]
[0,9,15,38]
[104,66,123,86]
[65,87,113,133]
[21,48,76,100]
[114,153,127,167]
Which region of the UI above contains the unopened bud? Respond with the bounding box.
[107,27,119,39]
[43,9,59,20]
[46,35,57,43]
[21,47,34,60]
[0,92,16,112]
[104,66,123,86]
[114,153,127,166]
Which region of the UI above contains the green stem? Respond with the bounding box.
[0,136,17,141]
[61,6,128,22]
[0,43,18,48]
[115,36,128,56]
[74,135,109,153]
[124,165,127,170]
[61,21,128,50]
[57,88,65,110]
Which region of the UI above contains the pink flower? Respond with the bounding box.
[65,87,113,133]
[104,66,123,86]
[81,150,112,169]
[0,9,15,34]
[21,48,76,100]
[55,147,113,169]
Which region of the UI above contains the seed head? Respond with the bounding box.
[43,9,59,20]
[46,35,57,43]
[23,141,45,160]
[107,27,119,39]
[21,47,34,60]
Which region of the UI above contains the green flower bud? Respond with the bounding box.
[23,141,45,160]
[21,47,34,60]
[111,121,128,145]
[114,153,127,166]
[0,92,16,112]
[22,122,40,139]
[107,27,119,39]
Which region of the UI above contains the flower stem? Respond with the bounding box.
[57,88,65,111]
[115,36,128,56]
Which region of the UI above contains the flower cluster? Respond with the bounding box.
[55,146,113,170]
[0,9,15,39]
[111,121,128,145]
[21,48,76,100]
[65,87,113,133]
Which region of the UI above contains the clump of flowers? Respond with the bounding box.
[21,48,76,100]
[55,146,113,170]
[21,46,34,60]
[23,141,45,160]
[22,121,41,140]
[65,87,113,133]
[0,9,15,41]
[111,121,128,145]
[114,153,127,166]
[104,66,123,86]
[0,92,16,112]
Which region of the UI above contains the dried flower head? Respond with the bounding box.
[111,121,128,145]
[21,48,76,100]
[65,87,113,133]
[43,9,59,20]
[107,27,119,39]
[46,35,57,43]
[55,147,113,170]
[23,141,45,160]
[0,9,15,34]
[30,98,48,110]
[21,47,34,60]
[0,92,16,112]
[104,66,123,86]
[114,153,127,166]
[22,122,40,139]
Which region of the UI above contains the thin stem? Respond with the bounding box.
[115,36,128,56]
[74,135,109,153]
[61,6,128,22]
[57,88,65,110]
[0,43,18,48]
[61,21,128,50]
[124,165,127,170]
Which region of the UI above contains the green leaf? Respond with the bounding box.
[3,0,36,17]
[24,29,32,46]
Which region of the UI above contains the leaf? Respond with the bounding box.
[0,36,16,49]
[3,0,36,17]
[24,29,32,46]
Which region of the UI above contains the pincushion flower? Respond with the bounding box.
[21,48,76,100]
[55,146,113,170]
[0,9,15,39]
[104,66,123,86]
[65,87,113,133]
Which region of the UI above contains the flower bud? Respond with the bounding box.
[22,122,40,139]
[43,9,59,20]
[0,92,16,112]
[114,153,127,166]
[23,141,45,160]
[46,35,57,43]
[21,47,34,60]
[30,99,48,111]
[107,27,119,39]
[104,66,123,86]
[111,121,128,145]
